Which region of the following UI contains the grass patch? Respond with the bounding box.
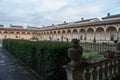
[82,51,102,58]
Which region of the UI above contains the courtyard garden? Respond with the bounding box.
[2,39,120,80]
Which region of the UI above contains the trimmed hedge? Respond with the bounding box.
[3,39,71,80]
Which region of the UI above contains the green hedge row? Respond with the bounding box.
[3,39,71,80]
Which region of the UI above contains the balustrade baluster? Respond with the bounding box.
[111,60,115,80]
[99,63,103,80]
[85,68,91,80]
[114,58,119,79]
[92,65,98,80]
[113,59,117,80]
[108,61,113,79]
[118,58,120,78]
[104,61,109,80]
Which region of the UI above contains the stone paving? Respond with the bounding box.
[0,47,39,80]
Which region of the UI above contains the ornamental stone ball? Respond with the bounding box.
[67,39,83,67]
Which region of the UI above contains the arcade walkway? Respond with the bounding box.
[0,47,39,80]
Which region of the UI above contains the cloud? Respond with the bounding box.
[0,0,120,27]
[1,0,39,3]
[34,0,69,12]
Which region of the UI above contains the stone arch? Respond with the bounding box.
[15,32,19,39]
[16,32,20,34]
[66,30,72,41]
[22,32,26,34]
[43,31,47,40]
[4,31,8,33]
[20,31,26,39]
[106,26,117,41]
[95,27,105,41]
[87,28,94,41]
[44,31,49,40]
[57,30,61,34]
[9,31,15,39]
[27,32,31,35]
[56,30,61,41]
[26,32,31,39]
[62,30,66,34]
[43,31,46,35]
[50,31,52,34]
[118,28,120,41]
[72,29,78,39]
[72,29,78,33]
[0,31,2,39]
[79,29,86,40]
[3,31,9,38]
[47,31,49,34]
[53,31,57,40]
[49,31,53,40]
[54,31,56,34]
[62,30,66,41]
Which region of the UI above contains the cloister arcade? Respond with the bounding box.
[0,13,120,43]
[0,30,37,40]
[39,25,120,43]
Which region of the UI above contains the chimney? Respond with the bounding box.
[107,13,110,16]
[10,24,12,27]
[27,25,30,27]
[81,17,84,21]
[52,24,54,26]
[64,21,67,24]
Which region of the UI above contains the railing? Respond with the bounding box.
[80,42,116,52]
[64,56,120,80]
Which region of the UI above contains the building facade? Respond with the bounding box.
[0,13,120,43]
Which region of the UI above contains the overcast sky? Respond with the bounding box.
[0,0,120,28]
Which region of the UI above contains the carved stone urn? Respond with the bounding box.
[67,39,83,67]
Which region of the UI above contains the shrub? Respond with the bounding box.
[3,39,71,80]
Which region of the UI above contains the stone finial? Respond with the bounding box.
[67,39,83,67]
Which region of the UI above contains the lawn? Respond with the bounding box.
[82,50,103,58]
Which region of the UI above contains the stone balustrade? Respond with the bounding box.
[64,55,120,80]
[63,39,120,80]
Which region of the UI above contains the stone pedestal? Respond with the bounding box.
[63,65,84,80]
[63,39,83,80]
